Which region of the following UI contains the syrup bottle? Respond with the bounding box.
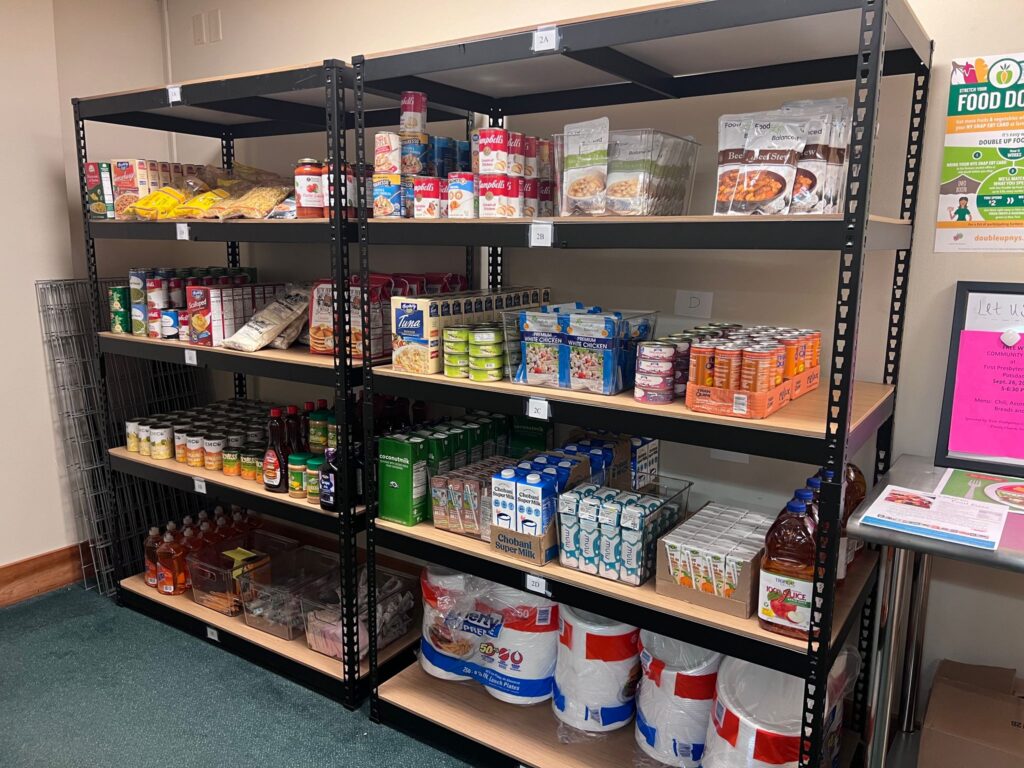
[181,527,203,590]
[143,527,162,588]
[285,405,302,456]
[758,499,817,640]
[301,401,315,454]
[263,407,288,494]
[156,533,187,596]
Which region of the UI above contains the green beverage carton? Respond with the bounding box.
[491,415,510,455]
[462,422,483,463]
[440,426,468,468]
[471,416,496,458]
[378,435,428,526]
[413,430,452,478]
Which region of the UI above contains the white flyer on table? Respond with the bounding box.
[860,485,1008,550]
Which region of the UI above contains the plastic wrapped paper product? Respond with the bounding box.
[635,631,722,767]
[418,568,559,703]
[552,606,641,733]
[702,650,861,768]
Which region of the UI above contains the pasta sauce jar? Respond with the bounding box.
[295,158,325,218]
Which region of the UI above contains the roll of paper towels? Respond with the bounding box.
[635,630,722,767]
[420,566,474,682]
[552,605,640,732]
[476,584,559,705]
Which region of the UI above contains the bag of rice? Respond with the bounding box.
[222,286,310,352]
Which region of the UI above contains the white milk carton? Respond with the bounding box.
[491,468,518,531]
[578,518,601,575]
[516,472,556,538]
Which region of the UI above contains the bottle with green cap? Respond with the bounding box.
[306,456,324,505]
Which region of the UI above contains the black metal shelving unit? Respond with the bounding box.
[73,60,374,707]
[354,1,933,766]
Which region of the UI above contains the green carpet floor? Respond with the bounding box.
[0,586,469,768]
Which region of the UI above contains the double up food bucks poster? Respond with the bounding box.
[936,53,1024,252]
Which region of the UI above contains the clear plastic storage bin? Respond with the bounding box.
[239,545,341,640]
[301,566,419,661]
[187,529,299,616]
[553,129,700,217]
[502,306,658,395]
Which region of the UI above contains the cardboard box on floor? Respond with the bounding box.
[917,659,1024,768]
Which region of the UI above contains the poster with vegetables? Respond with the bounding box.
[936,53,1024,252]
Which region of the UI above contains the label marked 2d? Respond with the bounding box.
[525,574,549,596]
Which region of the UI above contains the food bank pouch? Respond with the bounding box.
[559,312,625,395]
[781,109,831,215]
[560,117,610,216]
[553,606,641,733]
[636,631,722,768]
[728,112,807,216]
[714,113,754,215]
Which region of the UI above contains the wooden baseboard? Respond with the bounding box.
[0,543,87,608]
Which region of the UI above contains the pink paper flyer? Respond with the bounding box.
[948,330,1024,461]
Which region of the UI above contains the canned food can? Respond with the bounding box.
[798,329,821,368]
[507,131,525,177]
[203,435,225,472]
[185,433,204,467]
[538,178,553,217]
[147,307,162,339]
[128,268,148,304]
[246,425,266,444]
[469,326,504,344]
[159,309,179,339]
[110,310,130,334]
[108,286,130,313]
[478,174,507,218]
[523,136,538,179]
[779,336,805,379]
[522,178,539,218]
[125,419,141,452]
[444,363,470,379]
[227,432,246,449]
[468,356,505,372]
[443,340,468,354]
[445,353,469,367]
[634,387,674,405]
[374,132,401,174]
[477,128,509,173]
[150,425,173,460]
[401,174,416,218]
[433,136,455,179]
[447,172,476,219]
[399,91,428,136]
[468,367,502,383]
[638,341,677,361]
[240,449,260,481]
[469,342,504,358]
[636,357,674,375]
[505,176,524,217]
[177,310,190,341]
[741,347,776,393]
[401,138,429,175]
[168,277,184,308]
[689,342,717,386]
[457,140,471,173]
[634,372,673,391]
[673,382,687,397]
[713,344,743,390]
[372,174,401,218]
[131,304,148,337]
[138,422,152,456]
[443,325,472,342]
[439,179,449,218]
[146,275,169,309]
[173,425,189,463]
[222,447,241,476]
[413,176,442,219]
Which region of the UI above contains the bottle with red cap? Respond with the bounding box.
[285,405,303,455]
[301,401,315,454]
[263,407,288,494]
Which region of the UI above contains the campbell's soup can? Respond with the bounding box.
[523,136,538,179]
[505,175,524,217]
[413,177,442,219]
[507,131,525,177]
[537,139,553,179]
[177,309,190,341]
[523,178,539,218]
[478,174,507,218]
[399,91,428,136]
[477,129,509,173]
[373,174,401,218]
[374,132,401,174]
[146,276,169,309]
[538,178,554,217]
[439,178,449,218]
[147,307,162,339]
[168,277,184,307]
[448,172,476,219]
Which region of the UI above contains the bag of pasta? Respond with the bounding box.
[216,182,293,220]
[130,186,188,220]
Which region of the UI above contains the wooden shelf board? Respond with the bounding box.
[373,366,894,441]
[108,447,364,518]
[375,519,877,653]
[121,574,416,680]
[97,332,355,369]
[366,213,910,226]
[379,661,638,768]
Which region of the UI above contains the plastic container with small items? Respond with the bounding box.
[301,566,419,661]
[187,530,299,616]
[239,545,340,640]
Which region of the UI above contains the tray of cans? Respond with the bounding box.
[681,324,822,420]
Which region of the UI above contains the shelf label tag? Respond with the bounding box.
[524,574,549,596]
[531,25,559,52]
[175,222,190,240]
[184,349,198,366]
[528,220,553,247]
[526,397,550,420]
[206,627,219,642]
[167,85,182,104]
[193,477,206,494]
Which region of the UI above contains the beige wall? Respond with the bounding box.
[13,0,1021,707]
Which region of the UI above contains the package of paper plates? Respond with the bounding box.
[702,650,861,768]
[419,566,559,705]
[552,606,641,732]
[634,630,722,767]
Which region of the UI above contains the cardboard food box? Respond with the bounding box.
[84,162,114,219]
[918,659,1024,768]
[685,364,820,420]
[110,159,150,219]
[309,279,335,355]
[656,535,761,619]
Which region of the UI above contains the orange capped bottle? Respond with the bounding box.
[758,499,817,640]
[156,533,187,596]
[143,527,162,588]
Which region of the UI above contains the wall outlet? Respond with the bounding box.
[710,449,749,464]
[675,289,713,319]
[192,12,207,45]
[207,9,222,42]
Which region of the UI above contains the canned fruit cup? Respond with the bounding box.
[447,172,476,218]
[469,367,503,383]
[468,342,504,358]
[374,133,401,174]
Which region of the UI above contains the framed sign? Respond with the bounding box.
[936,281,1024,475]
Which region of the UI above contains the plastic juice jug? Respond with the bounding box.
[143,527,162,588]
[199,521,224,552]
[181,527,203,589]
[156,533,187,596]
[165,521,184,544]
[794,488,817,523]
[244,510,263,530]
[264,407,289,494]
[844,462,867,565]
[758,500,817,640]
